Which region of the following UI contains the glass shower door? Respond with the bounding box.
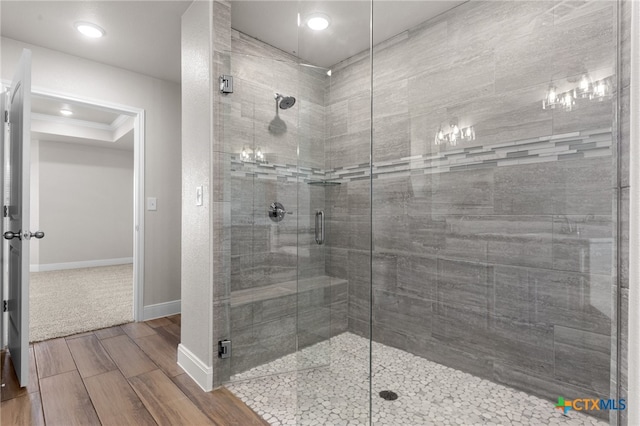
[227,51,302,385]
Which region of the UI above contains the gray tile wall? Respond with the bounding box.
[226,30,348,375]
[323,0,619,415]
[228,30,328,294]
[222,0,628,421]
[617,1,632,423]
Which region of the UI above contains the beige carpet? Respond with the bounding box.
[29,264,134,342]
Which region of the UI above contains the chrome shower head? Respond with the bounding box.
[275,93,296,110]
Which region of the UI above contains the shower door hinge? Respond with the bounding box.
[218,339,231,359]
[3,300,7,312]
[3,205,7,218]
[219,75,233,94]
[3,110,8,123]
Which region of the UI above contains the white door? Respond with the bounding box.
[4,49,42,387]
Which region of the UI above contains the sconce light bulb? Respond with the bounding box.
[579,74,590,92]
[464,127,473,140]
[594,81,606,98]
[562,93,574,111]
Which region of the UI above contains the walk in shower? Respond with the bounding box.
[182,0,627,424]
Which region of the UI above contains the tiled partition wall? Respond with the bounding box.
[325,0,618,409]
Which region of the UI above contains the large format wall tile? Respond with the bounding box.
[224,0,621,412]
[323,0,619,410]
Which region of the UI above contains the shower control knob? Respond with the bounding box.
[268,202,292,222]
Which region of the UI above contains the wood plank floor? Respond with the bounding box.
[1,315,268,426]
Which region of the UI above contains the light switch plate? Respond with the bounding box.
[147,197,157,211]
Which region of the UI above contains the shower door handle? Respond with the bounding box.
[315,211,325,245]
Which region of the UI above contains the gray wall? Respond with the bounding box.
[226,29,346,374]
[619,1,632,424]
[325,0,618,409]
[196,0,627,411]
[36,141,133,265]
[229,30,327,293]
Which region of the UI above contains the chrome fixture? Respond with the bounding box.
[542,74,612,111]
[219,75,233,94]
[307,180,341,186]
[268,202,292,222]
[3,230,45,240]
[434,117,475,146]
[240,145,264,162]
[275,93,296,109]
[218,340,231,359]
[558,214,594,236]
[315,210,325,245]
[269,94,293,135]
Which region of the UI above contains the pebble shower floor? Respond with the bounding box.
[227,333,606,426]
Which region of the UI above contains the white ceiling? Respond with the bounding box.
[232,1,466,68]
[1,1,465,82]
[1,0,191,83]
[3,1,466,152]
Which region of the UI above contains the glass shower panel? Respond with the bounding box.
[295,61,334,371]
[227,50,303,382]
[294,0,373,424]
[370,0,618,424]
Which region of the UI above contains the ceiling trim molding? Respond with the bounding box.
[31,112,114,132]
[110,114,131,130]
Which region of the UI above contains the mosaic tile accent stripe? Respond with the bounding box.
[230,128,612,184]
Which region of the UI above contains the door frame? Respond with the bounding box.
[627,1,639,424]
[1,83,146,341]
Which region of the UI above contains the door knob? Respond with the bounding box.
[3,230,45,240]
[3,231,20,240]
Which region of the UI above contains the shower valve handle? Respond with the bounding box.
[268,202,292,222]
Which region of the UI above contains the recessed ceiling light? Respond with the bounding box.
[60,109,73,116]
[307,14,330,31]
[74,22,105,38]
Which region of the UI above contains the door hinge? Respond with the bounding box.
[3,205,7,218]
[218,339,231,359]
[219,75,233,94]
[3,300,7,312]
[3,110,8,123]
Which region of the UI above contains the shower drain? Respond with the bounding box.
[379,390,399,401]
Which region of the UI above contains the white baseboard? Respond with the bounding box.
[177,344,212,392]
[143,299,181,321]
[31,257,134,272]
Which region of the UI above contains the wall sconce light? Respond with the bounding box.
[240,146,265,162]
[543,73,612,112]
[434,118,475,146]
